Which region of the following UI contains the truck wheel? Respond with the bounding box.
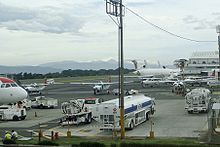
[86,113,92,124]
[151,107,155,115]
[13,115,19,121]
[129,120,134,130]
[146,113,149,121]
[188,110,193,114]
[39,104,44,109]
[20,116,26,120]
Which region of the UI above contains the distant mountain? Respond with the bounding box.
[0,60,175,74]
[39,59,135,70]
[0,65,62,74]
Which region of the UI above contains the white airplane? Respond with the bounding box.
[22,78,57,95]
[131,60,180,79]
[22,83,46,95]
[141,77,179,87]
[70,81,118,95]
[0,77,28,104]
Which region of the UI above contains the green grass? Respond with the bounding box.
[16,136,212,146]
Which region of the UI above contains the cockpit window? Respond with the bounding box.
[0,82,18,88]
[11,83,18,87]
[1,84,5,88]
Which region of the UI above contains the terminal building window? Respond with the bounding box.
[212,61,217,64]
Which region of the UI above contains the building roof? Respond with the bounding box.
[190,51,219,59]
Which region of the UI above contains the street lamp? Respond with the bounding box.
[216,25,220,81]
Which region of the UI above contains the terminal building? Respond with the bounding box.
[184,51,220,76]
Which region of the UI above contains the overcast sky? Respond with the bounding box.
[0,0,219,66]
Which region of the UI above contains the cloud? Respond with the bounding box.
[182,15,216,30]
[0,3,84,34]
[126,0,156,7]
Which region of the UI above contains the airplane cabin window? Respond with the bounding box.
[5,83,11,88]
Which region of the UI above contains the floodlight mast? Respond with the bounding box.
[105,0,125,139]
[216,25,220,81]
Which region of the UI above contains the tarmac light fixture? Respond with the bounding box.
[216,25,220,81]
[105,0,125,139]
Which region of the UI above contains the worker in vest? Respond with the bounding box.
[4,131,12,140]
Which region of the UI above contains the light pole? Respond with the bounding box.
[106,0,125,139]
[216,25,220,81]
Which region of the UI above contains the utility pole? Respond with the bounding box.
[119,0,125,139]
[216,25,220,81]
[106,0,125,139]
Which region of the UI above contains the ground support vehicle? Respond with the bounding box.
[0,105,26,121]
[92,94,155,130]
[31,96,58,109]
[60,97,102,126]
[185,88,211,114]
[172,81,187,96]
[21,99,32,110]
[112,89,138,96]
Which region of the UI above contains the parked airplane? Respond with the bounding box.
[22,78,57,95]
[70,81,118,95]
[131,60,180,79]
[0,77,28,104]
[22,83,46,95]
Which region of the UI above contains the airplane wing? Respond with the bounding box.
[70,80,133,85]
[70,81,116,85]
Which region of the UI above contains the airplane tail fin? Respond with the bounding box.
[131,60,138,70]
[158,61,161,68]
[107,76,111,83]
[143,60,147,68]
[44,78,47,84]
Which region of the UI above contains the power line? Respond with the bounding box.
[126,7,217,43]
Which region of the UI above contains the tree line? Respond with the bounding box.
[11,68,134,80]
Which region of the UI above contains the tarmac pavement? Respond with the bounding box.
[0,82,216,139]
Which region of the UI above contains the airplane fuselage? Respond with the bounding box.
[137,68,179,77]
[0,77,28,104]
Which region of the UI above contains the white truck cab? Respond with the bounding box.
[31,96,58,109]
[0,105,26,121]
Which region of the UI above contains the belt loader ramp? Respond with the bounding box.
[92,94,155,130]
[60,97,102,126]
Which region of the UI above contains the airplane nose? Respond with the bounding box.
[19,87,28,99]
